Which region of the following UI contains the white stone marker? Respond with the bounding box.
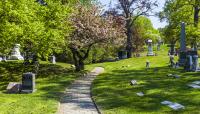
[161,101,185,110]
[136,92,144,97]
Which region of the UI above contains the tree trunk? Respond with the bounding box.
[78,59,84,71]
[193,0,199,50]
[126,19,133,58]
[70,44,92,72]
[170,42,175,55]
[194,1,199,28]
[71,48,81,72]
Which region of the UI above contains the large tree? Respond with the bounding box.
[68,5,125,71]
[130,16,160,53]
[117,0,158,58]
[0,0,72,60]
[159,0,200,50]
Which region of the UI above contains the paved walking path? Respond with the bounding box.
[57,67,104,114]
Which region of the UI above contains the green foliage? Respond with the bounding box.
[0,0,73,58]
[160,0,200,46]
[135,16,161,42]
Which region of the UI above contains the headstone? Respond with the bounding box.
[9,44,24,60]
[130,80,137,85]
[185,55,193,71]
[50,55,56,64]
[161,101,185,110]
[168,103,185,110]
[167,74,173,76]
[2,56,7,62]
[37,0,47,5]
[167,74,180,78]
[136,92,144,97]
[188,81,200,89]
[147,39,154,56]
[188,84,200,89]
[161,101,173,105]
[21,72,36,93]
[192,81,200,85]
[192,55,200,71]
[146,61,150,69]
[118,51,127,59]
[6,82,22,93]
[178,22,187,66]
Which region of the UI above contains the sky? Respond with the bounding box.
[97,0,167,29]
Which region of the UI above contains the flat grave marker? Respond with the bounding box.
[161,101,185,110]
[130,80,137,85]
[136,92,144,97]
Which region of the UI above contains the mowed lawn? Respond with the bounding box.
[90,47,200,114]
[0,61,82,114]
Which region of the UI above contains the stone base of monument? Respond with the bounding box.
[6,82,22,93]
[194,68,200,72]
[178,59,186,66]
[21,89,37,94]
[147,52,154,56]
[8,55,24,60]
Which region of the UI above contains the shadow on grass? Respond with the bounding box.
[92,66,200,113]
[0,61,86,101]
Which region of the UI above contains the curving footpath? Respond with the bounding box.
[57,67,104,114]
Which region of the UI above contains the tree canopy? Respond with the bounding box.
[0,0,73,58]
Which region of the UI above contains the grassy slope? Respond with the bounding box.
[90,46,200,114]
[0,61,81,114]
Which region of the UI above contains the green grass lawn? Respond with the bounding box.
[0,61,83,114]
[90,46,200,114]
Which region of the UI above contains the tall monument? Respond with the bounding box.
[178,22,187,66]
[9,44,24,60]
[180,22,186,51]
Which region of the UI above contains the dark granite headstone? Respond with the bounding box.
[21,72,36,93]
[118,51,127,59]
[179,52,187,66]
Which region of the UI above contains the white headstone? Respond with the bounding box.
[147,39,154,56]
